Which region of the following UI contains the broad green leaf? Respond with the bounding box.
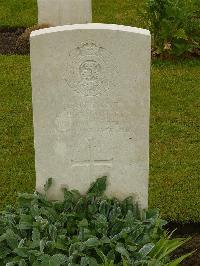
[81,256,98,266]
[13,247,29,258]
[84,237,100,247]
[19,215,33,230]
[95,248,108,263]
[115,244,130,261]
[139,243,155,256]
[19,259,27,266]
[0,229,20,249]
[78,219,88,228]
[40,238,47,253]
[87,176,107,196]
[49,254,68,266]
[32,227,40,248]
[39,254,51,265]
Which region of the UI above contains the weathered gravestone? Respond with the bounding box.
[30,24,151,209]
[38,0,92,26]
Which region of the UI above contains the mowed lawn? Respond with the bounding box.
[0,0,200,222]
[0,0,37,28]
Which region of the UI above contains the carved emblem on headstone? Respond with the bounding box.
[66,41,115,96]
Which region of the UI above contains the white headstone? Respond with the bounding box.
[30,24,151,209]
[37,0,92,26]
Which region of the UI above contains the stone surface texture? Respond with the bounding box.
[30,24,151,209]
[37,0,92,26]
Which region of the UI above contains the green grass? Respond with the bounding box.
[0,0,37,28]
[149,60,200,222]
[0,0,144,28]
[0,56,199,222]
[0,56,35,206]
[93,0,145,27]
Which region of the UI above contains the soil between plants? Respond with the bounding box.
[0,27,26,54]
[166,222,200,265]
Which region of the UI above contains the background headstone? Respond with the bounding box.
[30,24,151,209]
[37,0,92,26]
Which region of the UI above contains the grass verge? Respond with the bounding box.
[149,59,200,222]
[0,55,35,207]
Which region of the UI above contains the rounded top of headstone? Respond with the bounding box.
[30,23,150,38]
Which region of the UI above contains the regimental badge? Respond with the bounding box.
[65,41,116,97]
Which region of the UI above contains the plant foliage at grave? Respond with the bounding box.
[143,0,200,58]
[0,177,192,265]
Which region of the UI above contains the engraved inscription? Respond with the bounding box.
[65,41,116,97]
[55,111,72,132]
[54,101,133,135]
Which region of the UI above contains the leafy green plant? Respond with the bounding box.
[0,177,192,265]
[143,0,200,57]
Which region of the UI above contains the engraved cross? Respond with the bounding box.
[71,138,113,177]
